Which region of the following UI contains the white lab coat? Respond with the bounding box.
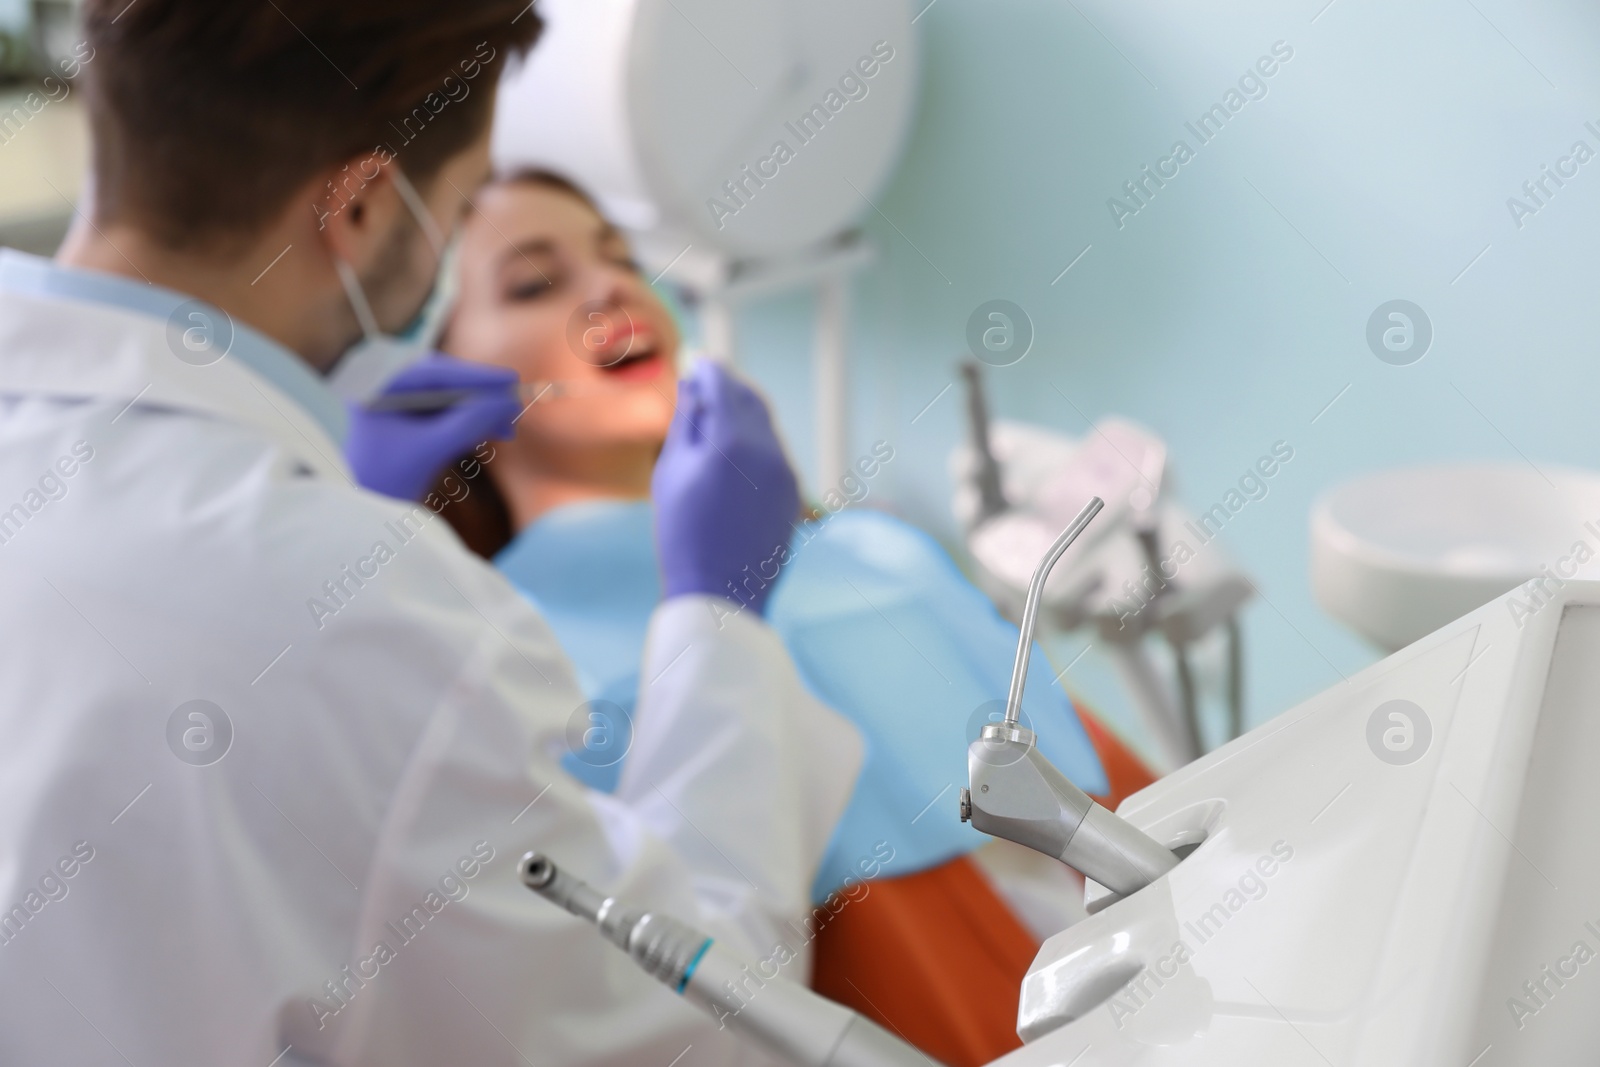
[0,288,863,1067]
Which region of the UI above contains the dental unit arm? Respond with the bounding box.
[518,853,938,1067]
[961,362,1010,525]
[959,498,1180,896]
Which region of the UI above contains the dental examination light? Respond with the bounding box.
[518,853,937,1067]
[492,0,917,263]
[959,499,1180,896]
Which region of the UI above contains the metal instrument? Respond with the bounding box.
[519,853,939,1067]
[365,379,621,413]
[960,498,1180,896]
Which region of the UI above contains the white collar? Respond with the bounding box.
[0,249,349,441]
[0,286,350,480]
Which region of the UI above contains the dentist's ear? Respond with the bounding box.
[311,151,408,274]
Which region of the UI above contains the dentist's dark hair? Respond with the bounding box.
[78,0,543,249]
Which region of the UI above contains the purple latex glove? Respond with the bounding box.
[654,360,800,615]
[345,353,522,501]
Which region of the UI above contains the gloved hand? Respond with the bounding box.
[654,360,799,615]
[344,353,522,501]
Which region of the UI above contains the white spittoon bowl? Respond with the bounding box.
[1312,463,1600,651]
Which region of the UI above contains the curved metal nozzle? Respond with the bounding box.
[1003,497,1104,726]
[970,497,1179,895]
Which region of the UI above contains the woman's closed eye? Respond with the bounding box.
[503,259,564,301]
[498,240,562,301]
[507,275,559,301]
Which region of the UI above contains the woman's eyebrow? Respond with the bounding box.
[500,238,557,268]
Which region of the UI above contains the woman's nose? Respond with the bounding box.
[585,261,645,309]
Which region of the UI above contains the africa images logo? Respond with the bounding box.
[166,700,233,767]
[1366,700,1431,766]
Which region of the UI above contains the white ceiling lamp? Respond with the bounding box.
[492,0,920,487]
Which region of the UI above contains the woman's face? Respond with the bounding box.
[443,180,679,456]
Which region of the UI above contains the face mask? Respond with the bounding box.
[326,165,462,403]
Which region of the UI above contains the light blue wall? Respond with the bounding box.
[727,0,1600,757]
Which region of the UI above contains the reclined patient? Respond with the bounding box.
[430,169,1157,1066]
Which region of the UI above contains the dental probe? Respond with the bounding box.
[961,497,1181,896]
[519,853,939,1067]
[365,380,621,413]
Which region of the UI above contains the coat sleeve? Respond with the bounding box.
[294,529,863,1067]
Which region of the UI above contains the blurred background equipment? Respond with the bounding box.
[1312,463,1600,651]
[953,362,1253,771]
[491,0,920,491]
[0,0,88,255]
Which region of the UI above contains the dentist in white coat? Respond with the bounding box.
[0,2,859,1065]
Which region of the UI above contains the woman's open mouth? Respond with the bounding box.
[600,344,668,382]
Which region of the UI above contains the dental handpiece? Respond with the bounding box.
[364,380,620,413]
[519,853,939,1067]
[962,497,1180,896]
